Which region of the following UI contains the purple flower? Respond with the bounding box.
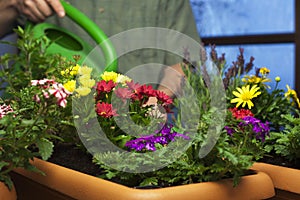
[125,124,189,152]
[238,116,270,142]
[145,143,156,151]
[174,133,190,140]
[240,116,261,125]
[224,126,235,136]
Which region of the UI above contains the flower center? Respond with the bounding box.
[241,92,252,101]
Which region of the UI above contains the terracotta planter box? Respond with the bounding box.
[11,158,275,200]
[0,182,17,200]
[252,162,300,199]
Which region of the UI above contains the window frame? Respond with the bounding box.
[201,1,299,94]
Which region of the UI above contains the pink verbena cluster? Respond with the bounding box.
[31,78,71,108]
[0,104,14,119]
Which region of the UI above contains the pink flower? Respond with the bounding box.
[114,87,133,100]
[0,104,14,119]
[48,83,71,108]
[31,79,55,86]
[126,80,141,91]
[42,90,50,99]
[33,94,41,103]
[31,79,71,108]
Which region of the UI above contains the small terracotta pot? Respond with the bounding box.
[0,181,17,200]
[252,162,300,194]
[11,158,275,200]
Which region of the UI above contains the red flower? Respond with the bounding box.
[229,107,254,119]
[155,90,173,105]
[96,80,116,94]
[134,84,156,101]
[95,102,118,118]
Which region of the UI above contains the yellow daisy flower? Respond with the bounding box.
[285,85,300,108]
[242,75,271,84]
[259,67,270,76]
[101,71,119,82]
[231,84,261,109]
[63,80,76,93]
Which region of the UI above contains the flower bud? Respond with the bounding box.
[275,76,281,82]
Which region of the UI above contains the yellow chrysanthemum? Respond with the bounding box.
[242,75,271,84]
[79,75,95,88]
[78,65,93,76]
[75,87,91,96]
[259,67,270,75]
[101,71,119,82]
[285,85,300,108]
[61,64,80,77]
[231,84,261,109]
[116,74,131,85]
[63,80,76,93]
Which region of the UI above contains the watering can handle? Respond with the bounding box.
[60,0,117,72]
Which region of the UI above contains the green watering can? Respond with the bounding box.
[27,0,118,72]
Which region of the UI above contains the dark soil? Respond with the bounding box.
[47,143,104,177]
[48,143,300,186]
[258,154,300,170]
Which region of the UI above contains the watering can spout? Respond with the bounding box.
[60,0,117,72]
[28,0,118,72]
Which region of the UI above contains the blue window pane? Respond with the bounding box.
[190,0,294,37]
[211,44,295,89]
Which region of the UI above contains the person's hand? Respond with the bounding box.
[16,0,65,22]
[157,63,187,99]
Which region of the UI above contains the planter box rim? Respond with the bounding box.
[12,158,275,200]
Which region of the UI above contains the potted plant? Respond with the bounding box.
[1,28,278,199]
[252,112,300,197]
[0,26,76,199]
[210,47,300,198]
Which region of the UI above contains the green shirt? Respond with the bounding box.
[47,0,200,83]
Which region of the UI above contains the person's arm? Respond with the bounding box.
[157,63,187,99]
[0,0,65,38]
[0,0,19,38]
[156,0,200,99]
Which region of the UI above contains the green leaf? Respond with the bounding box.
[223,150,238,165]
[36,139,54,160]
[139,177,158,186]
[21,119,36,126]
[106,171,116,179]
[0,161,9,170]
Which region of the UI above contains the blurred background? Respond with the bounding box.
[190,0,296,91]
[1,0,297,92]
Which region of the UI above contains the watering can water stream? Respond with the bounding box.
[27,0,118,72]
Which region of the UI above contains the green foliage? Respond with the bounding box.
[264,113,300,162]
[1,26,298,191]
[93,56,267,187]
[0,26,77,189]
